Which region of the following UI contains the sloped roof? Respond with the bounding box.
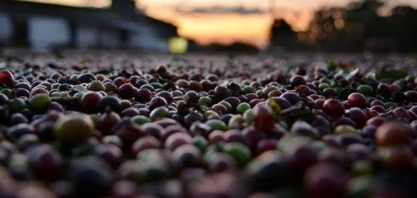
[142,15,177,37]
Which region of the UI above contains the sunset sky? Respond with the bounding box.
[19,0,417,48]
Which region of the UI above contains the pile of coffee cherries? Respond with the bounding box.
[0,52,417,198]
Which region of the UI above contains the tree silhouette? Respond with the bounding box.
[270,19,294,37]
[269,19,296,47]
[387,6,417,52]
[344,0,385,50]
[302,0,417,52]
[304,7,347,51]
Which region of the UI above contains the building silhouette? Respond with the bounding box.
[0,0,178,52]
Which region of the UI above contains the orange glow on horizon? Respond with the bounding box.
[177,14,273,48]
[144,7,311,48]
[17,0,417,48]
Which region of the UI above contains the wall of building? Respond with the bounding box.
[128,25,168,52]
[76,26,98,49]
[1,10,173,52]
[0,13,12,43]
[100,29,120,48]
[28,16,70,51]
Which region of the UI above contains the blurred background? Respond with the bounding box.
[0,0,416,53]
